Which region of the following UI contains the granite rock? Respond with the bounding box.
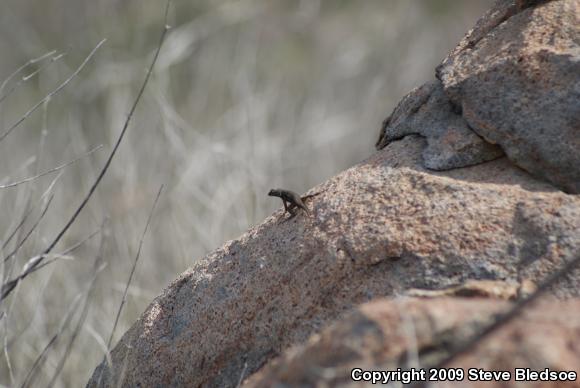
[246,297,580,387]
[376,80,504,170]
[87,136,580,387]
[437,0,580,193]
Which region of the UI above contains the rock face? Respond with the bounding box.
[87,1,580,386]
[438,0,580,194]
[87,136,580,387]
[378,0,580,193]
[375,80,504,170]
[245,297,580,387]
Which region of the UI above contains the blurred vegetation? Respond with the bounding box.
[0,0,492,386]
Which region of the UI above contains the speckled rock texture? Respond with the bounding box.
[437,0,580,193]
[87,136,580,387]
[375,80,504,170]
[245,297,580,388]
[377,0,580,193]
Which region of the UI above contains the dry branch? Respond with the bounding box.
[0,0,170,301]
[2,194,54,264]
[0,144,102,189]
[0,40,105,144]
[0,50,57,98]
[0,51,66,105]
[107,185,163,349]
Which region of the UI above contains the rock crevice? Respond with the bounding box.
[378,0,580,193]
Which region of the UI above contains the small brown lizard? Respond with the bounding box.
[268,188,320,217]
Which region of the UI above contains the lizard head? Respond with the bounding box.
[268,189,282,197]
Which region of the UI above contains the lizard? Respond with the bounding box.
[268,188,321,218]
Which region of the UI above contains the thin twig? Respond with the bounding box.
[107,185,163,349]
[2,202,34,252]
[20,293,84,388]
[0,173,63,378]
[46,262,107,387]
[0,40,106,144]
[0,144,102,189]
[2,313,15,384]
[19,236,105,386]
[3,194,54,264]
[1,3,170,301]
[0,52,67,105]
[0,50,57,97]
[20,263,105,388]
[24,228,102,276]
[1,170,62,252]
[2,228,102,351]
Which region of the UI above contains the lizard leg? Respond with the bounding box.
[280,200,296,222]
[288,203,299,219]
[282,206,298,222]
[281,199,296,216]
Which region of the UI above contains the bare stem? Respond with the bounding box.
[107,185,164,349]
[0,40,105,144]
[0,51,67,105]
[2,194,54,264]
[0,50,57,96]
[0,145,102,189]
[0,0,170,301]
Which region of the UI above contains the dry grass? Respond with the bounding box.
[0,1,493,386]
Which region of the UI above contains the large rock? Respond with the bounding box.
[436,0,580,193]
[377,0,580,193]
[245,297,580,387]
[375,80,504,170]
[87,136,580,387]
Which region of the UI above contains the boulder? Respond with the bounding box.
[375,80,504,170]
[87,136,580,387]
[437,0,580,193]
[377,0,580,193]
[245,297,580,387]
